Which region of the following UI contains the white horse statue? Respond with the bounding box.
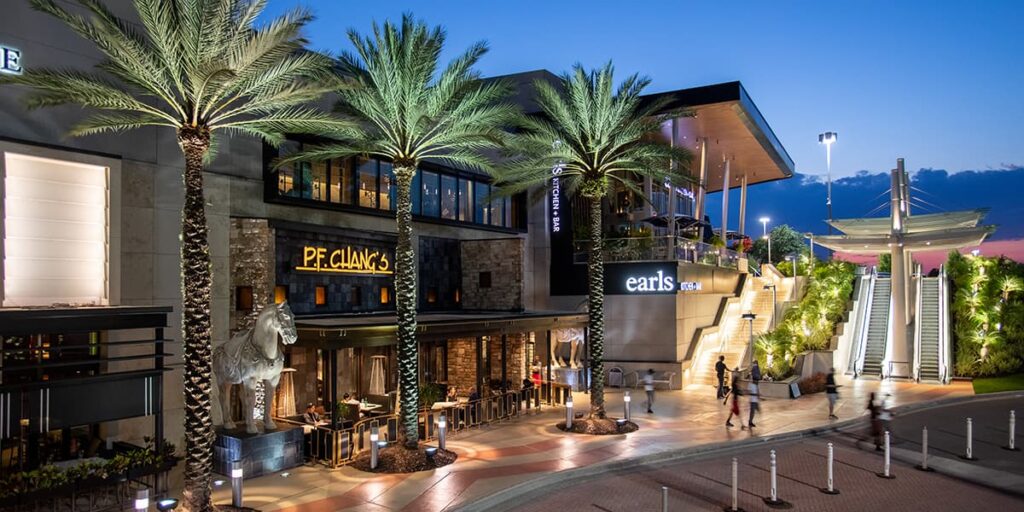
[213,301,298,433]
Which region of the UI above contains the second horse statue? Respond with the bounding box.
[213,301,298,434]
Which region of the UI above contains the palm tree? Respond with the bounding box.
[496,64,691,419]
[2,1,347,510]
[279,14,516,448]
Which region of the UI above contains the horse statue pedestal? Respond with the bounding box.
[213,424,304,480]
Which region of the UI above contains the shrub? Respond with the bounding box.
[798,372,827,394]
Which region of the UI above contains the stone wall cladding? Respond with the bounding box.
[461,238,524,310]
[446,337,477,394]
[229,218,275,332]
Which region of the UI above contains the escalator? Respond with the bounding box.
[860,277,891,377]
[917,277,941,382]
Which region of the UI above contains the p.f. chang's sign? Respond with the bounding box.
[295,245,393,276]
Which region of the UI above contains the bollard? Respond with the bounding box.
[438,414,448,451]
[135,489,149,511]
[231,460,244,507]
[1005,411,1019,451]
[820,442,840,494]
[370,426,380,470]
[661,486,668,512]
[565,399,574,430]
[624,391,631,422]
[962,418,977,460]
[917,426,933,471]
[762,449,788,506]
[877,431,894,479]
[730,457,739,512]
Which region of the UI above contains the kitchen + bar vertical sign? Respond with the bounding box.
[1,44,23,75]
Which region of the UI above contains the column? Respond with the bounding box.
[888,166,909,377]
[500,334,508,392]
[720,158,731,240]
[738,173,748,238]
[329,349,339,430]
[694,138,709,239]
[668,118,680,240]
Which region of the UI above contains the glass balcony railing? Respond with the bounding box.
[573,236,742,270]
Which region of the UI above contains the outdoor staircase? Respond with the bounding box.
[917,277,941,382]
[691,275,793,386]
[861,277,891,377]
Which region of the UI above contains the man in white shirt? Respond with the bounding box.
[643,369,656,414]
[746,378,760,429]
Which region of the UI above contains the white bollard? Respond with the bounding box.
[1007,411,1017,451]
[624,391,631,422]
[819,442,839,494]
[965,417,976,460]
[438,413,447,451]
[661,486,668,512]
[769,449,778,503]
[877,431,893,478]
[231,460,244,507]
[919,426,930,470]
[731,457,739,511]
[566,399,574,430]
[370,426,380,469]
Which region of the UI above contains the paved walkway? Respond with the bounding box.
[210,376,972,511]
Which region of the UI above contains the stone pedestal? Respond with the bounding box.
[213,424,304,479]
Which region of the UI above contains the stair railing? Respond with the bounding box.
[939,264,952,384]
[854,266,878,377]
[913,270,923,382]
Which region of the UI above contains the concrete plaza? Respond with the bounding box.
[210,376,973,511]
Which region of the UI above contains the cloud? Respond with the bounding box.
[707,167,1024,240]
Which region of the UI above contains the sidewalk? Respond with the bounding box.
[209,376,972,511]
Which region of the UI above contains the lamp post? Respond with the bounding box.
[819,132,838,233]
[805,232,815,275]
[742,312,756,368]
[764,283,778,329]
[759,217,771,264]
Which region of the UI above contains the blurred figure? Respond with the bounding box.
[644,369,656,414]
[715,355,728,399]
[825,368,839,419]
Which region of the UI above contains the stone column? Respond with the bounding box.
[888,164,909,377]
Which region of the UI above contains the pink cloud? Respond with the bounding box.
[833,239,1024,272]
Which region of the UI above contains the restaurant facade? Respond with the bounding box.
[0,0,795,482]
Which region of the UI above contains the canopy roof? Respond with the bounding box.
[827,209,990,236]
[814,225,995,255]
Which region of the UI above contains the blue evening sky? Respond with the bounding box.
[264,0,1024,179]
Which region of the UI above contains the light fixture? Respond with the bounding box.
[156,498,179,511]
[135,490,149,511]
[213,480,226,487]
[280,472,291,478]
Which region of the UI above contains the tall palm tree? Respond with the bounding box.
[496,64,691,419]
[279,14,516,448]
[2,1,348,510]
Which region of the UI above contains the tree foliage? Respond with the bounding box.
[749,224,807,265]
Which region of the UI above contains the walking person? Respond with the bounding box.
[825,367,839,419]
[744,374,761,429]
[643,368,656,414]
[715,355,727,399]
[868,392,882,450]
[750,359,762,383]
[725,368,744,427]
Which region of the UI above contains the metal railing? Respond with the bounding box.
[281,382,573,468]
[574,236,741,270]
[939,264,952,384]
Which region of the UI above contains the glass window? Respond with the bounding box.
[504,196,512,228]
[490,188,505,226]
[330,157,353,204]
[298,162,314,199]
[357,158,378,208]
[380,286,390,304]
[315,286,327,306]
[379,161,395,211]
[278,166,297,197]
[311,160,327,201]
[458,178,472,222]
[440,174,457,220]
[421,170,440,217]
[474,182,490,224]
[411,170,421,215]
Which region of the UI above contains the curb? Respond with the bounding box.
[448,391,1022,512]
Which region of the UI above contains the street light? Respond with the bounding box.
[759,217,772,264]
[819,132,838,233]
[804,232,815,275]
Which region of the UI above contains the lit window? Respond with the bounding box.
[421,171,440,217]
[474,182,490,224]
[458,178,472,221]
[236,286,254,311]
[315,286,327,306]
[426,288,438,303]
[440,174,457,220]
[311,161,327,201]
[274,285,288,304]
[357,158,377,208]
[454,288,461,303]
[330,157,353,204]
[380,161,396,211]
[380,286,390,304]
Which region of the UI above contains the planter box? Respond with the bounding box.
[795,350,834,379]
[740,376,799,399]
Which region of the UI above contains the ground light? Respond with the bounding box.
[156,498,179,511]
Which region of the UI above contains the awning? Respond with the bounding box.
[827,209,990,236]
[814,225,995,255]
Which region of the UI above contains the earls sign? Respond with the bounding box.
[603,262,704,295]
[624,270,703,293]
[1,45,22,75]
[295,245,393,276]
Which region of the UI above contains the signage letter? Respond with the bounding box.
[625,277,638,292]
[1,47,22,75]
[303,246,317,269]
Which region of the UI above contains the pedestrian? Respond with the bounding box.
[744,373,760,429]
[750,359,762,383]
[643,369,656,413]
[868,392,882,450]
[715,355,727,399]
[725,368,743,427]
[825,367,839,419]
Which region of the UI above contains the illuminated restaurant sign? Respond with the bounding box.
[1,45,22,75]
[550,162,564,233]
[295,245,393,276]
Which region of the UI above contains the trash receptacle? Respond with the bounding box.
[608,367,623,388]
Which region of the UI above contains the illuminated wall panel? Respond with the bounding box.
[3,153,109,306]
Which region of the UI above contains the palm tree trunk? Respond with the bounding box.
[394,166,420,448]
[178,127,214,512]
[587,196,606,418]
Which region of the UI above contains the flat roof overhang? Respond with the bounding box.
[827,209,990,236]
[642,81,795,193]
[814,225,995,255]
[294,310,588,349]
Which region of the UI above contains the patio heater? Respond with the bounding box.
[369,355,387,395]
[742,313,757,368]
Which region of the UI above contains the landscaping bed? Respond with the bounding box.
[350,445,457,473]
[557,417,638,435]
